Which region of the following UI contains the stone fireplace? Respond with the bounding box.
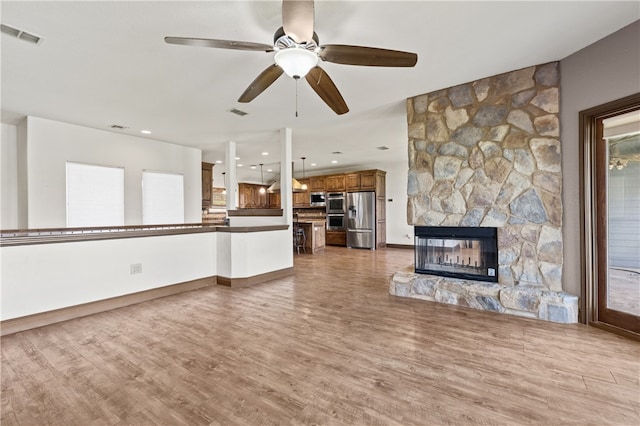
[390,62,578,323]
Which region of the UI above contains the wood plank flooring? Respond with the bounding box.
[2,247,639,425]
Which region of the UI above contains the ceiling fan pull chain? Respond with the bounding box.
[295,77,299,118]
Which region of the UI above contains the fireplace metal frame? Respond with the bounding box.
[414,226,498,283]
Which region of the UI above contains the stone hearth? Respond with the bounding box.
[395,61,577,323]
[389,271,578,323]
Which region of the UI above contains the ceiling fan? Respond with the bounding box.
[164,0,417,115]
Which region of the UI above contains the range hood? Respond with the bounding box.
[267,161,306,193]
[267,177,305,193]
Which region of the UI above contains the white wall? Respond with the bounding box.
[22,116,202,228]
[216,229,293,279]
[1,123,19,229]
[560,20,640,297]
[376,160,415,245]
[1,232,216,320]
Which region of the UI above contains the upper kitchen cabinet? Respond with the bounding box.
[238,182,269,208]
[346,170,385,193]
[268,191,281,209]
[201,162,214,209]
[325,174,346,192]
[346,173,361,191]
[293,179,310,207]
[310,176,326,192]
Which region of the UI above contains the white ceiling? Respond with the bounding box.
[2,1,638,183]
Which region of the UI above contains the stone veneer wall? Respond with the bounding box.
[392,62,577,323]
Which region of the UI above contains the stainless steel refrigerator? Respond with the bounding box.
[346,191,376,249]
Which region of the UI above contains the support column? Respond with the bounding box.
[225,141,237,211]
[280,128,293,226]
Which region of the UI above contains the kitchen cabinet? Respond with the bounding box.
[297,220,326,253]
[326,230,346,246]
[293,179,310,207]
[345,173,361,191]
[376,171,386,197]
[238,182,269,208]
[376,191,387,249]
[201,162,214,209]
[268,191,281,209]
[360,170,377,190]
[310,176,326,192]
[346,170,383,192]
[325,174,345,192]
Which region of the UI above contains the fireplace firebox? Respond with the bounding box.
[414,226,498,282]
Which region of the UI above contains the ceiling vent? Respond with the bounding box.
[377,146,390,150]
[1,24,42,45]
[109,124,128,130]
[229,108,248,117]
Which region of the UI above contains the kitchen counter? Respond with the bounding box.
[295,220,326,254]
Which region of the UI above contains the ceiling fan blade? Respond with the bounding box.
[305,66,349,115]
[319,45,418,67]
[238,65,284,103]
[164,36,273,52]
[282,0,314,43]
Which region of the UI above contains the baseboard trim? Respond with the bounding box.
[0,276,216,336]
[386,244,414,250]
[217,267,294,288]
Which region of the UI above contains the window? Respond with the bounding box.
[66,162,124,227]
[142,170,184,225]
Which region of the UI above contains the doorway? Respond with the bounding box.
[581,93,640,338]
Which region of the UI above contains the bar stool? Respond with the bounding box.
[293,227,306,255]
[293,213,306,255]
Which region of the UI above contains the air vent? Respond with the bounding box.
[331,151,343,155]
[1,24,42,45]
[229,108,248,117]
[377,146,389,150]
[109,124,128,130]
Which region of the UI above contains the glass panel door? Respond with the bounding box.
[597,109,640,334]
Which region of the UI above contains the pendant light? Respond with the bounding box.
[259,164,266,194]
[300,157,307,191]
[222,172,226,195]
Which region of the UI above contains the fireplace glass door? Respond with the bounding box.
[415,227,498,282]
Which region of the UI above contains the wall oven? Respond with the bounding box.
[327,214,346,230]
[326,192,346,214]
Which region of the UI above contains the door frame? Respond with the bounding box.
[579,92,640,340]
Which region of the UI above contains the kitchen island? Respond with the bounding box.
[295,220,326,254]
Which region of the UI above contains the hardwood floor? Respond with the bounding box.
[2,247,639,425]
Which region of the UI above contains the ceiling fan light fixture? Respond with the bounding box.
[274,47,318,79]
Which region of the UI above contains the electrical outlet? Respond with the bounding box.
[130,263,142,275]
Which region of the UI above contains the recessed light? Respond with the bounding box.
[215,160,222,164]
[262,152,269,156]
[331,160,338,164]
[235,157,240,160]
[237,164,243,167]
[267,169,273,172]
[250,165,257,169]
[311,163,317,166]
[141,130,151,134]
